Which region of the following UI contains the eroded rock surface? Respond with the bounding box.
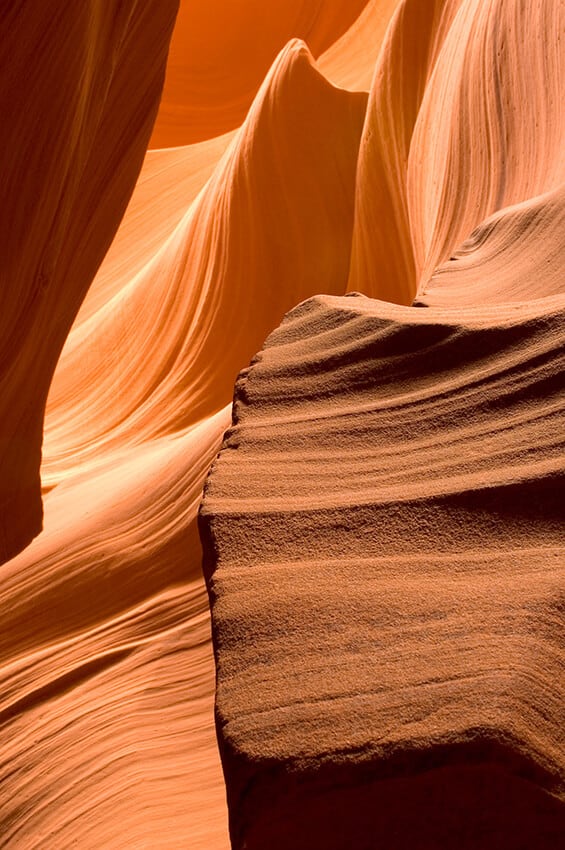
[200,292,565,849]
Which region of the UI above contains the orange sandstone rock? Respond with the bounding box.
[149,0,371,147]
[0,0,179,562]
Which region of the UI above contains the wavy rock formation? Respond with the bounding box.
[0,411,230,848]
[149,0,374,147]
[348,0,565,304]
[416,186,565,308]
[407,0,564,292]
[42,41,367,487]
[2,0,564,847]
[0,0,180,563]
[317,0,401,91]
[201,291,565,849]
[348,0,460,304]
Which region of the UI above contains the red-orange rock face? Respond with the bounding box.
[0,0,180,563]
[1,0,564,847]
[200,0,565,847]
[149,0,373,147]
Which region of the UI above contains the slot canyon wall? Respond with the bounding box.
[1,1,563,848]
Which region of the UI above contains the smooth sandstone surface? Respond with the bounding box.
[0,411,231,848]
[0,0,180,563]
[42,41,368,487]
[149,0,372,147]
[348,0,565,304]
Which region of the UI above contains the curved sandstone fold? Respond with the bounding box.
[0,0,179,563]
[415,185,565,307]
[0,34,371,848]
[409,0,565,292]
[317,0,402,92]
[149,0,372,147]
[42,40,367,487]
[348,0,565,304]
[0,409,231,848]
[3,0,564,845]
[348,0,461,305]
[200,292,565,849]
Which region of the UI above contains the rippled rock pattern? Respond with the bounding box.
[201,292,565,849]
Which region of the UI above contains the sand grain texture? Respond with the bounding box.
[200,0,565,847]
[201,292,565,849]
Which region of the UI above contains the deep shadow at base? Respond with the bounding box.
[240,762,565,850]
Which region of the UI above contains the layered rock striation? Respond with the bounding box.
[1,9,392,845]
[200,292,565,849]
[2,0,564,846]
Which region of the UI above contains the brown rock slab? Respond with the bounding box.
[200,292,565,849]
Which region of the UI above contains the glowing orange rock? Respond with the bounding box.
[2,0,563,847]
[43,41,367,487]
[150,0,370,147]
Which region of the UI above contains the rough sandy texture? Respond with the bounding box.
[201,292,565,849]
